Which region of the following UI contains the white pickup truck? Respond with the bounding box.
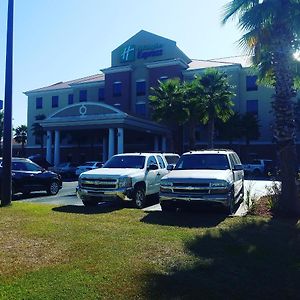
[77,153,169,208]
[243,159,274,176]
[160,150,244,214]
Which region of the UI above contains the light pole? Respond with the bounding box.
[1,0,14,206]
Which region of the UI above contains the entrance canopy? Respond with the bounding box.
[40,102,169,135]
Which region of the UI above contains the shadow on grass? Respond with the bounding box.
[143,217,300,299]
[52,203,122,214]
[141,207,227,228]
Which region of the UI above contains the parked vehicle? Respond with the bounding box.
[243,159,274,176]
[75,161,103,176]
[50,162,78,178]
[0,158,62,196]
[77,153,169,208]
[161,153,180,168]
[28,154,53,170]
[159,149,244,214]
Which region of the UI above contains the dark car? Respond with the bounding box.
[28,154,53,170]
[0,158,62,196]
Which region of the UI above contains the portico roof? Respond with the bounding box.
[40,102,170,135]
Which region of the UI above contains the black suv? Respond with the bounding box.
[0,158,62,197]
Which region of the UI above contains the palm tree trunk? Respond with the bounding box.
[272,28,300,216]
[208,118,215,149]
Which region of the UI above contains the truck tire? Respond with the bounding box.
[226,189,235,215]
[133,186,146,209]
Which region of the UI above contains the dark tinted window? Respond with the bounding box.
[98,88,105,101]
[113,82,122,97]
[165,155,179,164]
[247,100,258,115]
[136,81,146,96]
[246,75,258,91]
[136,103,146,116]
[36,97,43,109]
[79,90,87,102]
[104,155,145,169]
[24,162,42,171]
[175,154,230,170]
[68,94,74,105]
[52,96,59,108]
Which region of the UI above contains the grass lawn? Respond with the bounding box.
[0,202,299,300]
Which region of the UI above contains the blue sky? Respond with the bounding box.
[0,0,242,127]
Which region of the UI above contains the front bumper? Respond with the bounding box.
[159,192,230,206]
[76,186,134,202]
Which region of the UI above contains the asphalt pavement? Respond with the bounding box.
[18,179,279,216]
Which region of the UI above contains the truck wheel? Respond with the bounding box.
[161,201,177,212]
[47,181,60,195]
[133,187,146,209]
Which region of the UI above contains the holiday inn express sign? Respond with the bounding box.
[120,44,163,62]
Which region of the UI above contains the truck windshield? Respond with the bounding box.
[175,154,230,170]
[103,155,145,169]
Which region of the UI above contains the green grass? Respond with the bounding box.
[0,203,299,299]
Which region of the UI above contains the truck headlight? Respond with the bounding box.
[118,177,132,188]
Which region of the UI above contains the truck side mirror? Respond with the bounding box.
[147,164,158,171]
[167,164,174,171]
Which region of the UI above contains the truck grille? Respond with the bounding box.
[81,178,117,190]
[167,182,226,195]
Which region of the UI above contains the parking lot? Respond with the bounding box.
[16,179,278,216]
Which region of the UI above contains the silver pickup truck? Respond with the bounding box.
[77,153,169,208]
[159,150,244,214]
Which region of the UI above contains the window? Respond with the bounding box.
[36,97,43,109]
[113,82,122,97]
[136,81,146,96]
[247,100,258,115]
[68,94,74,105]
[147,156,158,167]
[135,103,146,116]
[156,155,166,169]
[52,96,59,108]
[246,75,258,91]
[79,90,87,102]
[98,88,105,101]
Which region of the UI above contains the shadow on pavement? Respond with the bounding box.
[52,202,122,214]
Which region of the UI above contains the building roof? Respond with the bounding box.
[25,55,252,94]
[188,55,252,70]
[25,73,105,94]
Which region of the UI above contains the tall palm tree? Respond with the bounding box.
[14,125,27,157]
[199,69,235,148]
[222,0,300,215]
[149,79,189,153]
[31,114,46,154]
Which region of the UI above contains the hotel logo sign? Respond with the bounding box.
[120,45,136,62]
[120,43,163,62]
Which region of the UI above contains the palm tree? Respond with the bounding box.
[14,125,27,157]
[149,79,189,153]
[31,114,46,154]
[199,69,235,148]
[222,0,300,215]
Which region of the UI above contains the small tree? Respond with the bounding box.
[31,114,46,154]
[149,79,188,153]
[199,69,235,148]
[14,125,27,157]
